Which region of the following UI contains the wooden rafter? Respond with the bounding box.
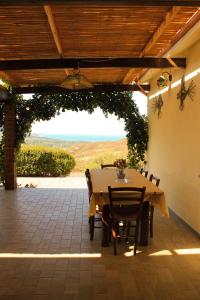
[0,71,15,85]
[0,57,186,70]
[0,1,200,7]
[44,6,63,56]
[138,8,200,81]
[12,84,151,94]
[123,6,181,84]
[44,5,69,76]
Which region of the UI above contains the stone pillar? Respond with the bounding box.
[3,100,17,190]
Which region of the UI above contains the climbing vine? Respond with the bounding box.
[0,89,148,181]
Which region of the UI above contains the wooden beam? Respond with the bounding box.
[138,8,200,81]
[0,85,9,101]
[123,6,181,83]
[12,84,151,94]
[0,71,16,85]
[0,1,200,7]
[44,5,69,76]
[0,58,186,70]
[44,6,63,56]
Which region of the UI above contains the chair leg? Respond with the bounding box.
[89,216,94,240]
[134,220,140,256]
[111,223,117,255]
[126,221,131,241]
[150,206,154,238]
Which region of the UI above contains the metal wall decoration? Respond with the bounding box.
[152,94,163,119]
[177,76,196,111]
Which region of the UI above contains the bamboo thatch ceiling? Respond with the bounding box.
[0,1,199,91]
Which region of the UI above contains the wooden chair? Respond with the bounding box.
[140,168,148,178]
[85,169,102,240]
[101,164,116,169]
[149,174,160,238]
[108,186,146,256]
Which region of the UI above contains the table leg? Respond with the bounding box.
[140,201,149,246]
[101,205,110,247]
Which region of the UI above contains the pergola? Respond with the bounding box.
[0,0,200,189]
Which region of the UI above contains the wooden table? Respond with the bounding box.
[89,168,168,246]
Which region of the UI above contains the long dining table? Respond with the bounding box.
[88,168,169,246]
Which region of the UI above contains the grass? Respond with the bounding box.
[24,135,128,172]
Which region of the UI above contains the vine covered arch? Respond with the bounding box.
[0,90,148,184]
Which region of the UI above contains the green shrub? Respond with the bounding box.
[17,145,75,176]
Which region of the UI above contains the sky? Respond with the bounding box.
[31,91,147,136]
[28,91,147,136]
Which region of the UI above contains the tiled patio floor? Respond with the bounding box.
[0,178,199,300]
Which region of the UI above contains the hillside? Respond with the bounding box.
[25,135,77,148]
[24,135,128,172]
[67,138,128,171]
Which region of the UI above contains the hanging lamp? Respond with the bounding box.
[61,64,93,90]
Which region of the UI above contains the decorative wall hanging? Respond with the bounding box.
[157,72,172,88]
[177,76,196,111]
[152,94,163,119]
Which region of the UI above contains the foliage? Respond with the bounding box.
[16,145,75,176]
[0,88,148,179]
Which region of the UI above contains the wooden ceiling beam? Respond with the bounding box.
[137,8,200,81]
[0,1,200,7]
[12,84,151,94]
[44,5,63,57]
[0,57,186,70]
[44,5,69,76]
[0,71,16,85]
[123,6,181,84]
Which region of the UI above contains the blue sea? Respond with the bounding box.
[38,134,125,142]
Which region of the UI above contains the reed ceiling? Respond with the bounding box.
[0,1,199,90]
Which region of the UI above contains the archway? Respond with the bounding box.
[0,89,148,189]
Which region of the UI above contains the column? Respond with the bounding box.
[3,100,17,190]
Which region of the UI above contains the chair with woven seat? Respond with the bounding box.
[101,164,116,169]
[149,174,160,238]
[140,168,148,178]
[108,186,146,256]
[85,169,102,240]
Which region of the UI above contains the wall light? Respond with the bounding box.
[149,67,200,100]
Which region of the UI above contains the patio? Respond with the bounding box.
[0,2,200,298]
[0,176,199,300]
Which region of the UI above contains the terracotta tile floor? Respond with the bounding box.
[0,180,199,300]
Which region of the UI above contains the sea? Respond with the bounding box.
[38,134,125,142]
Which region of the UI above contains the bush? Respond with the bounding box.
[17,145,75,176]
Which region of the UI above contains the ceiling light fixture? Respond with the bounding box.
[60,64,93,90]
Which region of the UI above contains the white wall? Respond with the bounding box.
[147,39,200,233]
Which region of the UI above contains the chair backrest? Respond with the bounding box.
[108,186,146,218]
[149,174,160,187]
[140,168,148,178]
[85,169,93,199]
[101,164,116,169]
[85,168,90,177]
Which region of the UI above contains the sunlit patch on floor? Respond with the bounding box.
[124,247,142,256]
[0,253,102,258]
[149,250,172,256]
[174,248,200,255]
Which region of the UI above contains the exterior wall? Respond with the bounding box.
[148,39,200,233]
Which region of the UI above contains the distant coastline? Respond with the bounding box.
[33,133,126,142]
